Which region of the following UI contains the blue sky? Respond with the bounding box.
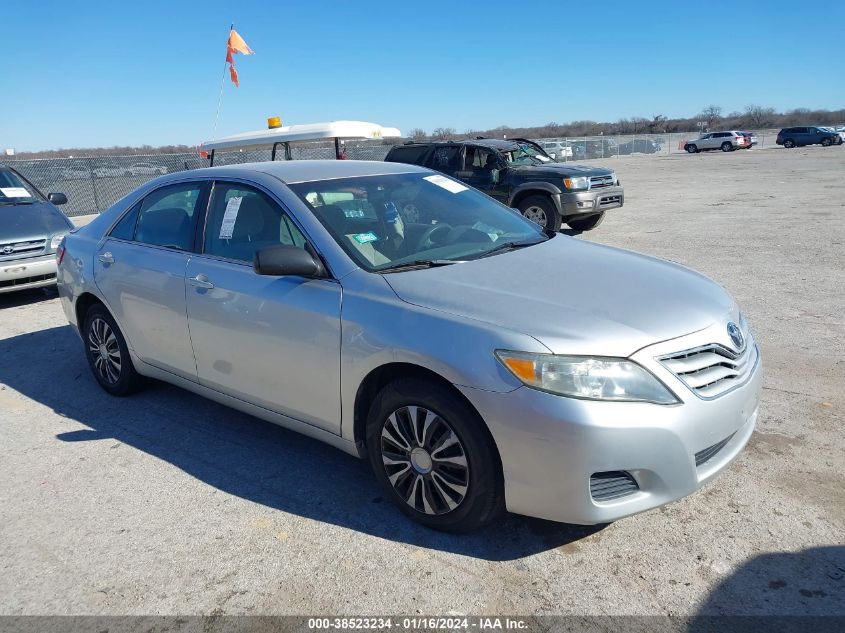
[4,0,843,151]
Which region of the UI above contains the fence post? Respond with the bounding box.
[88,156,100,214]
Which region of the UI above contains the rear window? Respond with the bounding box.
[385,145,430,165]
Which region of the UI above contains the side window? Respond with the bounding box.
[134,182,203,250]
[427,145,461,173]
[204,182,306,263]
[465,147,496,174]
[110,201,141,241]
[385,145,430,165]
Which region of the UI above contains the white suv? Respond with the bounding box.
[684,131,748,153]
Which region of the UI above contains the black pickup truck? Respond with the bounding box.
[384,138,624,231]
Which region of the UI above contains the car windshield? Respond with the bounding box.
[289,172,548,272]
[0,169,39,204]
[500,143,552,165]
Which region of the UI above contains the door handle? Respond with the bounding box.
[188,274,214,290]
[98,252,114,264]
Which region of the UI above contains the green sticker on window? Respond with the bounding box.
[353,232,378,244]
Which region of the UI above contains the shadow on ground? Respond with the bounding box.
[0,324,606,561]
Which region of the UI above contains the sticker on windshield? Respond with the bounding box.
[218,196,243,239]
[352,232,378,244]
[0,187,31,198]
[423,175,468,194]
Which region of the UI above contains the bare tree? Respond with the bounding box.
[407,128,427,140]
[744,105,776,128]
[432,127,457,141]
[700,105,722,128]
[647,114,667,133]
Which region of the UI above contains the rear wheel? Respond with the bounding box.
[721,142,733,152]
[784,139,796,148]
[83,304,143,396]
[517,195,562,232]
[566,212,605,232]
[685,144,698,154]
[365,378,504,533]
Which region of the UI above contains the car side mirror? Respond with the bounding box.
[48,192,68,205]
[254,244,326,278]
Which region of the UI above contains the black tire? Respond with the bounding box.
[516,195,562,232]
[566,212,605,232]
[365,377,504,533]
[83,303,143,396]
[821,138,832,147]
[721,142,733,152]
[784,139,795,148]
[685,144,698,154]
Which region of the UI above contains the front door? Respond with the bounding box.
[184,180,343,433]
[94,181,206,381]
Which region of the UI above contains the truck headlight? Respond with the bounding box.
[50,234,67,250]
[563,176,589,190]
[495,350,679,404]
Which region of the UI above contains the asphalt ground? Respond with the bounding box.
[0,146,843,617]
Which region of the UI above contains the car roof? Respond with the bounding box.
[401,138,521,150]
[162,159,429,185]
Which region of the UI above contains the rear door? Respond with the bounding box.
[425,144,462,177]
[460,145,508,203]
[184,180,342,433]
[94,180,207,381]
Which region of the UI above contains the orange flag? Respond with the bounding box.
[225,28,254,88]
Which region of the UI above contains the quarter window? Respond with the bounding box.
[204,182,306,263]
[134,182,203,250]
[428,146,461,172]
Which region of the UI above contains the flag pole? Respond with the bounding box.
[212,23,234,140]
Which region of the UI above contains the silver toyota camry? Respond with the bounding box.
[57,160,761,532]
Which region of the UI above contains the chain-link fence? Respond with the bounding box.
[4,130,781,217]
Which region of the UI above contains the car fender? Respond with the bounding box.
[508,181,564,211]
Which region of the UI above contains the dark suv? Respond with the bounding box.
[776,127,839,148]
[384,138,624,231]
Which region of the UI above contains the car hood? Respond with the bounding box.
[0,201,72,243]
[383,237,737,357]
[511,162,614,178]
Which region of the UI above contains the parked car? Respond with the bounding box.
[93,164,130,178]
[385,138,623,232]
[0,164,72,294]
[818,127,844,145]
[776,127,840,148]
[127,162,167,176]
[60,163,91,179]
[736,131,758,147]
[57,160,761,532]
[540,141,574,160]
[618,139,661,155]
[683,131,749,153]
[569,139,618,159]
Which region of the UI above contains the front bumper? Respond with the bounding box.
[554,185,624,217]
[459,325,762,525]
[0,255,57,294]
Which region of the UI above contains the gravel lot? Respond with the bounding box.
[1,147,843,617]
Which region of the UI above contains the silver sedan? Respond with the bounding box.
[57,160,761,532]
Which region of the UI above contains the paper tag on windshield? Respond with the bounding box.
[352,232,378,244]
[423,175,468,194]
[218,196,243,239]
[0,187,31,198]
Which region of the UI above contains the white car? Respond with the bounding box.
[92,165,129,178]
[541,141,574,160]
[127,163,167,176]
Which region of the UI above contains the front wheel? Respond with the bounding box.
[721,142,733,152]
[83,304,143,396]
[365,378,504,533]
[685,144,698,154]
[821,138,832,147]
[566,212,605,232]
[517,195,562,232]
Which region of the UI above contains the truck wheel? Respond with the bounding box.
[821,138,832,147]
[566,212,605,232]
[783,139,795,148]
[721,142,733,152]
[685,144,698,154]
[517,195,562,232]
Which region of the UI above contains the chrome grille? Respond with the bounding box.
[589,175,614,188]
[0,239,47,261]
[659,336,758,399]
[695,433,735,467]
[599,195,622,206]
[0,273,56,289]
[590,471,639,501]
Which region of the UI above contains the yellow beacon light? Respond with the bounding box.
[267,116,282,129]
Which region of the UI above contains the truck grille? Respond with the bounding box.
[695,433,735,467]
[0,273,56,289]
[589,175,615,188]
[590,471,639,501]
[599,195,622,207]
[659,336,758,399]
[0,239,47,261]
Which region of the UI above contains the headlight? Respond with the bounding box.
[610,172,618,185]
[495,350,679,404]
[563,176,589,190]
[50,234,67,250]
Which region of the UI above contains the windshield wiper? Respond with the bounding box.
[472,238,547,260]
[377,259,460,273]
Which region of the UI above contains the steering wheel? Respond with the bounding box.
[415,223,452,251]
